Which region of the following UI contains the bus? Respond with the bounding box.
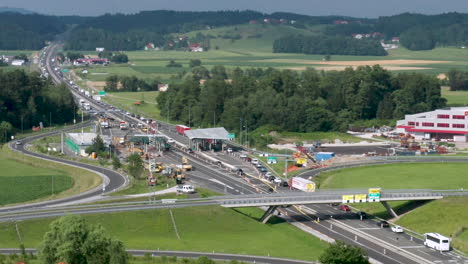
[424,233,451,251]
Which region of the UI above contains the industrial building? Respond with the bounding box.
[397,107,468,142]
[66,133,111,156]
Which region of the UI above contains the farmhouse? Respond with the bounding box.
[397,107,468,142]
[189,43,204,52]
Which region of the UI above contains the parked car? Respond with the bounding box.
[391,225,404,233]
[378,220,390,228]
[339,205,351,211]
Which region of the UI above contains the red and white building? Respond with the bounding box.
[397,107,468,142]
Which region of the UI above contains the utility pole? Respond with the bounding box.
[239,118,242,146]
[213,111,216,127]
[188,104,191,127]
[49,112,52,130]
[21,116,23,134]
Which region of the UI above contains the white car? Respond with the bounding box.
[391,225,404,233]
[227,148,233,153]
[273,178,282,184]
[167,138,175,143]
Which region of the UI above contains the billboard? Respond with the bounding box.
[342,195,354,204]
[354,194,367,203]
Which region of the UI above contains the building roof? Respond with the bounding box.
[185,127,230,140]
[68,133,98,146]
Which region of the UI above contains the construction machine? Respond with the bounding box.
[181,156,192,171]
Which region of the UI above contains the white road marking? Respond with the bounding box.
[358,227,381,230]
[400,246,426,249]
[208,178,234,189]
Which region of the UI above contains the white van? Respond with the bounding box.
[176,185,195,193]
[251,158,259,165]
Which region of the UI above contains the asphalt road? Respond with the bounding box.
[0,249,317,264]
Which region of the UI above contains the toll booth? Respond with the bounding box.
[185,127,230,152]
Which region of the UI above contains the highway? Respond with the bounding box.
[13,42,465,264]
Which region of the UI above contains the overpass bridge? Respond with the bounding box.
[2,189,466,224]
[216,189,468,222]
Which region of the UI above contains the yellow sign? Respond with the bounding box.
[296,158,307,165]
[368,188,381,194]
[354,194,367,203]
[342,195,354,203]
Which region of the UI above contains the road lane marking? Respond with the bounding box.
[208,179,234,189]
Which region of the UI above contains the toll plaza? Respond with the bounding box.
[184,127,230,151]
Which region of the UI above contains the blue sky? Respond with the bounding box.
[2,0,468,17]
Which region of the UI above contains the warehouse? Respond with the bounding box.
[396,107,468,142]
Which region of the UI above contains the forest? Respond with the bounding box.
[154,65,445,138]
[0,13,66,50]
[273,35,387,56]
[0,70,76,142]
[447,69,468,91]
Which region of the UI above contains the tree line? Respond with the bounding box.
[448,69,468,91]
[0,13,66,50]
[273,35,387,56]
[105,75,159,92]
[0,70,76,142]
[156,65,445,140]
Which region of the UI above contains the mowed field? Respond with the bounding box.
[102,91,162,120]
[0,206,327,261]
[0,146,101,207]
[315,163,468,252]
[441,86,468,106]
[0,154,73,205]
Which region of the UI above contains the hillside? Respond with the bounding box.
[185,23,323,52]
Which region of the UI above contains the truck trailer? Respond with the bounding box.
[176,125,191,135]
[288,177,316,192]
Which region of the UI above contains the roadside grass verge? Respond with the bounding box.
[110,175,176,196]
[0,206,327,261]
[1,145,102,207]
[278,131,369,144]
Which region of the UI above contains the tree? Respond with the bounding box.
[0,121,13,143]
[85,135,106,155]
[105,75,120,91]
[319,240,370,264]
[39,215,128,264]
[112,156,121,170]
[111,53,129,64]
[66,52,84,61]
[127,152,144,179]
[189,59,202,68]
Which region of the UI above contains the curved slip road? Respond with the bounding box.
[4,121,128,212]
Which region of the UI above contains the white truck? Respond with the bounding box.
[176,185,195,193]
[288,177,316,192]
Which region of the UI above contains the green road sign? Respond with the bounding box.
[99,90,106,96]
[228,133,235,139]
[61,69,69,73]
[368,188,381,202]
[267,157,277,164]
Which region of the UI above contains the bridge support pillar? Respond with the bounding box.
[381,201,398,219]
[260,205,279,224]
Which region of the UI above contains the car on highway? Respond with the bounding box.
[281,181,289,187]
[251,158,259,165]
[259,167,268,173]
[268,175,276,182]
[357,211,367,219]
[265,172,273,177]
[378,220,390,228]
[391,225,404,233]
[273,178,282,184]
[15,140,22,145]
[167,138,175,143]
[339,205,351,211]
[227,148,233,153]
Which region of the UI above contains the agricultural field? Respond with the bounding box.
[441,86,468,106]
[315,162,468,252]
[0,206,327,261]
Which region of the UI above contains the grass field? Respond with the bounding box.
[110,176,176,196]
[441,86,468,106]
[315,162,468,252]
[316,163,468,190]
[278,131,367,144]
[0,206,327,261]
[102,91,162,121]
[0,153,73,206]
[0,146,101,207]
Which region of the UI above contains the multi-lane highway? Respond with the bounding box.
[11,42,466,264]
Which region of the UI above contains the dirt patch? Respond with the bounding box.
[438,73,448,80]
[285,66,431,71]
[264,58,451,66]
[86,81,107,91]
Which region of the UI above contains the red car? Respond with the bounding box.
[339,205,351,211]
